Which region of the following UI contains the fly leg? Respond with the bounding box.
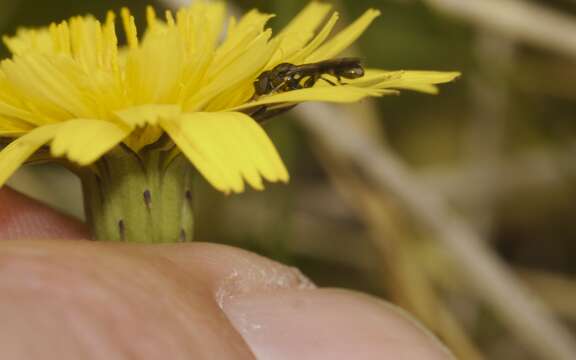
[319,76,337,86]
[302,74,320,88]
[336,75,348,85]
[250,105,268,119]
[252,104,297,123]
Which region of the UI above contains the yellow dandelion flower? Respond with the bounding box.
[0,1,459,242]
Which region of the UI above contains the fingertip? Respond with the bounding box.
[145,242,316,301]
[223,288,454,360]
[144,244,452,358]
[0,189,453,360]
[0,240,256,359]
[0,187,88,240]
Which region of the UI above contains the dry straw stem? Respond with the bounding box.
[423,0,576,59]
[520,270,576,323]
[462,30,515,237]
[296,103,576,360]
[422,141,576,205]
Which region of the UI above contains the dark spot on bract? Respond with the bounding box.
[118,220,125,241]
[143,190,152,209]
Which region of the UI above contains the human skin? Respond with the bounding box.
[0,187,452,359]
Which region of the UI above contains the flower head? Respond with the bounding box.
[0,1,459,194]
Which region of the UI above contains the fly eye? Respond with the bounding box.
[345,67,364,78]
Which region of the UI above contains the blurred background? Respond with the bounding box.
[3,0,576,358]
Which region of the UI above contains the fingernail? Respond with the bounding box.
[222,288,454,360]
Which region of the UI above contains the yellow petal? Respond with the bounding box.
[233,113,289,183]
[176,1,226,96]
[178,0,226,53]
[67,15,119,73]
[208,114,264,190]
[0,129,28,136]
[287,12,339,64]
[114,104,181,128]
[3,27,54,55]
[120,8,139,49]
[2,54,95,120]
[49,21,71,56]
[161,114,240,193]
[307,9,381,62]
[125,27,185,104]
[230,85,393,112]
[160,112,288,193]
[279,2,332,37]
[270,2,332,65]
[213,9,274,77]
[50,119,128,165]
[210,111,289,187]
[186,30,277,111]
[0,71,44,125]
[115,104,181,150]
[0,115,34,134]
[68,16,101,71]
[204,82,254,112]
[0,124,59,187]
[370,70,461,94]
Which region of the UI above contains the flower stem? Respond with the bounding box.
[81,146,194,243]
